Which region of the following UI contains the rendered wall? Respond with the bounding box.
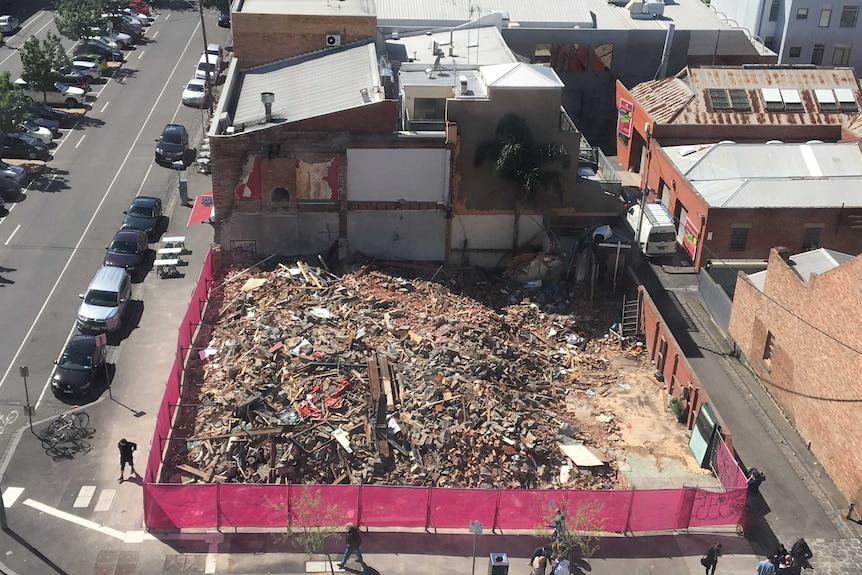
[346,148,449,203]
[221,212,339,256]
[449,214,546,268]
[347,210,447,261]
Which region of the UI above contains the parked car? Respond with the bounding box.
[218,11,230,28]
[56,69,91,92]
[0,159,26,184]
[129,0,151,16]
[15,79,86,107]
[154,124,189,168]
[89,27,132,48]
[26,114,60,137]
[122,9,150,26]
[73,40,122,61]
[21,119,53,145]
[122,196,162,240]
[0,15,19,35]
[51,335,107,397]
[0,177,19,202]
[194,53,220,80]
[181,78,208,107]
[74,53,109,72]
[76,266,132,333]
[29,102,70,125]
[70,61,102,83]
[87,35,124,51]
[104,228,149,274]
[0,133,50,161]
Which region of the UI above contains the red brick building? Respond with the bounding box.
[728,247,862,503]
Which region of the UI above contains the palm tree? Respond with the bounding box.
[474,113,571,251]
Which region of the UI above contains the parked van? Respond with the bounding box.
[77,266,132,333]
[195,53,220,80]
[206,43,223,62]
[625,201,677,256]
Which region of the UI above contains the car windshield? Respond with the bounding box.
[58,350,92,370]
[110,240,139,254]
[55,82,70,91]
[128,205,154,217]
[16,133,39,145]
[161,132,182,145]
[84,289,118,307]
[187,83,204,93]
[198,62,216,72]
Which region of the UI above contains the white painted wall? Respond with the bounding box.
[449,214,546,267]
[347,210,447,261]
[347,148,450,203]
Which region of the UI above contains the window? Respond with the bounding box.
[769,0,780,21]
[840,5,859,26]
[763,332,776,368]
[833,44,852,65]
[413,98,446,121]
[796,7,809,18]
[820,7,832,26]
[789,46,802,57]
[812,43,825,64]
[802,224,823,250]
[730,225,749,251]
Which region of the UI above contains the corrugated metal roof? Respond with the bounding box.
[390,26,517,69]
[481,63,563,88]
[632,65,862,126]
[232,43,381,128]
[375,0,593,28]
[664,142,862,208]
[747,248,854,289]
[242,0,375,16]
[592,0,733,31]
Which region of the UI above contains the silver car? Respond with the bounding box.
[77,266,132,333]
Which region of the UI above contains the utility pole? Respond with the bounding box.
[197,0,214,114]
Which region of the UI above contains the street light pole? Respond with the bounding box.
[19,366,33,434]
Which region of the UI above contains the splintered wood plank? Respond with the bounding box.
[379,354,394,409]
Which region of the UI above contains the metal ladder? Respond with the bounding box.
[620,295,640,340]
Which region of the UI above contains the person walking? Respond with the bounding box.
[338,525,363,568]
[790,538,812,562]
[529,547,550,575]
[702,542,721,575]
[118,439,137,482]
[757,555,776,575]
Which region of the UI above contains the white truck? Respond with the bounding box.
[625,201,677,256]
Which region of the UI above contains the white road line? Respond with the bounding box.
[0,13,55,67]
[0,20,204,395]
[4,224,20,245]
[1,486,24,507]
[206,544,218,573]
[137,50,146,60]
[100,100,110,113]
[135,164,154,197]
[93,489,116,512]
[152,30,159,39]
[35,324,78,408]
[23,499,125,540]
[75,133,87,148]
[165,13,171,20]
[73,485,96,508]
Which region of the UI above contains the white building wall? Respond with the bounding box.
[347,148,450,203]
[449,214,546,268]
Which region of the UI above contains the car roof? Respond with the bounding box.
[89,265,128,290]
[186,78,206,87]
[67,334,98,353]
[131,195,160,207]
[162,124,186,135]
[112,228,147,241]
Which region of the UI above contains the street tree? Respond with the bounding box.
[0,72,31,134]
[535,500,605,562]
[270,486,346,575]
[55,0,108,41]
[19,33,71,103]
[474,113,571,251]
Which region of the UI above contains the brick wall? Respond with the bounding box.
[728,248,862,503]
[639,287,735,454]
[232,13,377,67]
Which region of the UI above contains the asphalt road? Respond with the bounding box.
[0,3,226,462]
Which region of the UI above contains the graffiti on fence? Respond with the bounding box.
[690,488,746,523]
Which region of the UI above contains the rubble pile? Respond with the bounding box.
[166,260,627,489]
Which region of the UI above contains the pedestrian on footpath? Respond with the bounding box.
[701,542,721,575]
[756,555,776,575]
[790,537,812,564]
[118,439,137,482]
[338,524,363,568]
[529,546,550,575]
[551,556,569,575]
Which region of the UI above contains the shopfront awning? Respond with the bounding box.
[188,192,214,227]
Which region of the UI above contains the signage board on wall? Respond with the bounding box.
[617,98,634,137]
[682,218,699,259]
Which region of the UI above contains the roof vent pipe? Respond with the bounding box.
[261,92,275,123]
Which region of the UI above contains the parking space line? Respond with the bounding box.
[137,50,146,60]
[75,133,86,148]
[23,498,125,540]
[4,224,20,245]
[1,486,24,507]
[152,30,159,39]
[0,13,55,66]
[73,485,96,508]
[100,100,110,113]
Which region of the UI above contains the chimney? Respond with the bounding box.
[775,246,792,263]
[459,75,468,95]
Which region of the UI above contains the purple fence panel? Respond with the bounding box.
[144,484,218,529]
[218,484,290,528]
[429,488,497,529]
[495,490,561,530]
[287,484,360,527]
[359,485,430,528]
[564,490,630,533]
[715,438,748,489]
[628,489,690,531]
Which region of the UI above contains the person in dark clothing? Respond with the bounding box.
[790,538,812,561]
[771,543,788,569]
[703,542,721,575]
[118,439,137,482]
[529,547,550,575]
[339,525,363,568]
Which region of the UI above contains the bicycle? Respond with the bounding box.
[40,409,90,450]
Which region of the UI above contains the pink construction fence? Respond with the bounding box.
[142,249,747,531]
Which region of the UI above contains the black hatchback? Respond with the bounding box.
[51,335,107,397]
[154,124,189,168]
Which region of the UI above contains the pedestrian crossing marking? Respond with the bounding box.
[94,489,116,512]
[73,485,96,508]
[1,487,24,507]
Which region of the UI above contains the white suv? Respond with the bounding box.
[14,79,86,107]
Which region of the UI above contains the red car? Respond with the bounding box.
[129,0,151,15]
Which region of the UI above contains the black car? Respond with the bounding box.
[154,124,189,168]
[51,335,107,397]
[0,133,50,161]
[27,114,60,137]
[218,11,230,27]
[29,102,71,126]
[73,40,122,61]
[122,196,162,240]
[57,70,91,92]
[104,228,149,273]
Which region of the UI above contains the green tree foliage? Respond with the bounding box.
[55,0,109,41]
[0,72,31,135]
[269,487,345,575]
[19,33,70,101]
[535,501,605,561]
[474,113,571,250]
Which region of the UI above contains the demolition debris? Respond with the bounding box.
[165,260,637,489]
